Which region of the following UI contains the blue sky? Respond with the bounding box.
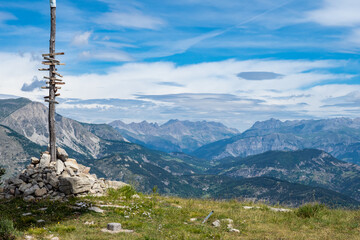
[1,0,360,130]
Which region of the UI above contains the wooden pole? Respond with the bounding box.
[49,3,57,162]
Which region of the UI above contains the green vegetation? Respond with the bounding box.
[0,186,359,240]
[0,218,16,240]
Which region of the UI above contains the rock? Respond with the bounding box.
[107,223,122,231]
[19,174,30,183]
[39,207,48,211]
[229,228,240,233]
[212,220,221,227]
[56,160,64,175]
[59,177,91,194]
[89,206,104,213]
[49,176,59,188]
[24,235,33,240]
[190,218,197,222]
[84,221,95,225]
[31,157,40,165]
[37,219,45,223]
[64,159,79,171]
[22,212,32,216]
[61,170,71,178]
[15,188,21,197]
[35,188,47,197]
[19,183,32,192]
[10,178,24,186]
[39,153,51,168]
[24,184,39,197]
[78,164,91,174]
[57,147,68,161]
[269,207,292,212]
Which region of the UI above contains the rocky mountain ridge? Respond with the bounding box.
[0,99,125,159]
[208,149,360,201]
[193,118,360,164]
[109,119,239,153]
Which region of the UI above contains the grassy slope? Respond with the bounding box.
[1,187,360,240]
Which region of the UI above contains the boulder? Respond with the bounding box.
[64,159,79,171]
[39,153,51,168]
[57,147,68,161]
[9,178,24,186]
[59,177,91,194]
[31,157,40,165]
[78,164,90,174]
[35,188,47,197]
[56,160,64,175]
[48,176,59,188]
[19,183,32,192]
[24,184,40,197]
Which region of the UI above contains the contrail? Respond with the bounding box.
[183,0,295,51]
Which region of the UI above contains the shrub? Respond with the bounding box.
[0,219,16,240]
[296,203,327,218]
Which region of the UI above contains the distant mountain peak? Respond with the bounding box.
[251,118,283,129]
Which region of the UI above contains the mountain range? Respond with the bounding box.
[193,118,360,164]
[1,98,360,207]
[109,119,239,153]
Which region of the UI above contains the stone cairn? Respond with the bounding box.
[1,148,126,201]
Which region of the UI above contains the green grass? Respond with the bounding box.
[0,187,359,240]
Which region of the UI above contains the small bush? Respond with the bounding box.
[296,203,327,218]
[0,219,16,240]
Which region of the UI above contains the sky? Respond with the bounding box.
[1,0,360,130]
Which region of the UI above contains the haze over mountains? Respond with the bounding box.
[1,98,360,207]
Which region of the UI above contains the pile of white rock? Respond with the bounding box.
[1,148,126,201]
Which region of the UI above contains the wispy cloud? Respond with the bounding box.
[0,11,17,24]
[72,31,92,46]
[94,11,165,30]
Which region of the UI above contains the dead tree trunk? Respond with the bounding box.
[39,0,65,162]
[49,5,56,162]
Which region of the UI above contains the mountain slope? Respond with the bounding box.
[208,149,360,201]
[0,124,44,178]
[109,119,239,153]
[0,99,125,159]
[183,175,360,208]
[193,118,360,164]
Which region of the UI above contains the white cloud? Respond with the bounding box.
[72,31,92,46]
[306,0,360,27]
[1,52,359,129]
[94,11,165,30]
[79,50,133,62]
